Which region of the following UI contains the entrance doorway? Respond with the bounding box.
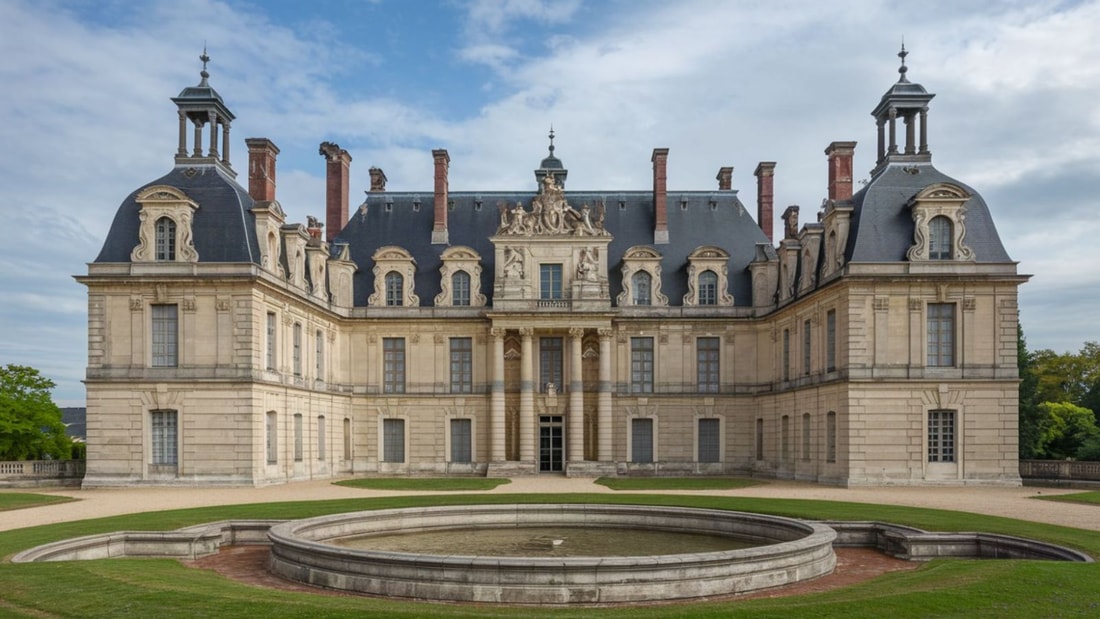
[539,415,564,472]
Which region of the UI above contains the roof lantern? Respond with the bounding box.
[870,43,935,176]
[170,47,236,174]
[534,126,568,190]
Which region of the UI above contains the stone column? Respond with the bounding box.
[177,111,188,157]
[208,111,219,158]
[192,119,203,157]
[919,108,929,155]
[598,328,613,462]
[887,108,897,155]
[876,118,885,164]
[490,328,506,461]
[568,328,585,462]
[519,328,534,464]
[904,112,915,155]
[222,122,231,164]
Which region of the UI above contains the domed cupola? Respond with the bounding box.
[171,48,236,176]
[870,44,935,177]
[534,127,568,190]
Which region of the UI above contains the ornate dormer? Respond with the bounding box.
[171,49,236,176]
[534,127,568,190]
[870,45,935,177]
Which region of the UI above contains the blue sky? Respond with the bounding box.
[1,0,1099,405]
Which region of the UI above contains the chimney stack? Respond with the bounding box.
[319,142,351,243]
[825,141,857,201]
[754,162,776,243]
[651,148,669,244]
[245,138,279,203]
[369,167,387,192]
[716,166,733,191]
[432,149,450,245]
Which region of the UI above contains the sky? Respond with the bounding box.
[1,0,1098,405]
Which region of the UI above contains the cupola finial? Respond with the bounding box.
[548,125,556,156]
[199,44,210,85]
[897,40,909,83]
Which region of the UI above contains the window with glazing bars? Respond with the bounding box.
[631,337,654,393]
[927,303,955,367]
[383,338,406,393]
[450,337,472,393]
[698,418,720,463]
[928,410,956,462]
[151,304,178,367]
[697,337,719,393]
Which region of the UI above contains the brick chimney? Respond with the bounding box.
[651,148,669,244]
[319,142,351,242]
[754,162,776,243]
[432,149,450,244]
[245,138,279,202]
[369,167,387,192]
[825,141,857,201]
[716,166,733,191]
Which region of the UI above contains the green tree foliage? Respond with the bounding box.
[1035,401,1100,460]
[1017,326,1044,459]
[1020,336,1100,460]
[0,364,73,460]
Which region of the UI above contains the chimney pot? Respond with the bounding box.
[825,141,857,201]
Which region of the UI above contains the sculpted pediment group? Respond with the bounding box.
[496,175,608,237]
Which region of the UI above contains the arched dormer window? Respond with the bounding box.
[155,217,177,261]
[384,271,404,306]
[451,271,471,306]
[683,246,733,306]
[434,245,485,307]
[928,216,952,260]
[698,270,718,305]
[632,271,652,306]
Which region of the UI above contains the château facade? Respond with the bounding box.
[78,51,1026,487]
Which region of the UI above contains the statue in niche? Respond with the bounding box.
[503,246,524,278]
[576,246,598,282]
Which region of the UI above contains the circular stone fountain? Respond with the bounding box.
[266,504,837,604]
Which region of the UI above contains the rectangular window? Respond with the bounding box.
[383,338,406,394]
[151,304,178,367]
[540,263,563,299]
[450,337,473,393]
[826,412,837,463]
[450,418,472,463]
[826,309,837,372]
[781,415,790,461]
[698,418,720,463]
[293,323,302,377]
[151,409,178,465]
[697,337,720,393]
[755,418,764,461]
[452,272,471,306]
[802,413,811,461]
[539,337,563,392]
[343,418,351,461]
[927,303,955,367]
[317,416,326,461]
[928,410,956,462]
[631,337,654,393]
[802,319,812,376]
[315,330,324,379]
[265,411,278,464]
[266,312,276,371]
[383,418,405,462]
[293,414,303,462]
[782,328,790,382]
[631,418,653,463]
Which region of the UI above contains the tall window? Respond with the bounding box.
[450,418,472,463]
[317,416,326,461]
[315,330,324,378]
[755,418,764,461]
[383,338,406,393]
[539,337,563,392]
[826,411,837,463]
[450,337,473,393]
[782,328,790,381]
[698,418,720,463]
[802,413,811,461]
[266,312,276,371]
[631,337,654,393]
[292,323,302,377]
[343,418,352,461]
[928,410,956,462]
[540,264,563,299]
[631,418,653,463]
[632,271,652,306]
[452,271,471,306]
[383,418,405,462]
[384,271,403,306]
[697,337,720,393]
[293,413,303,462]
[927,303,955,367]
[929,216,953,260]
[151,304,178,367]
[802,319,812,376]
[151,409,177,466]
[698,270,718,305]
[265,411,278,464]
[155,216,176,261]
[781,415,790,461]
[826,309,837,372]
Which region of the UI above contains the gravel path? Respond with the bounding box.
[2,477,1097,533]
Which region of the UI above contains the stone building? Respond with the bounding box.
[78,50,1026,487]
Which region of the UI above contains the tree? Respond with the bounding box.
[0,364,73,460]
[1035,401,1100,460]
[1017,325,1044,459]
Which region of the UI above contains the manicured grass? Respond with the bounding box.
[1035,490,1100,505]
[334,477,511,491]
[2,494,1099,617]
[0,492,75,512]
[596,477,761,491]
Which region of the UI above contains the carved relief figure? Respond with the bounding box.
[495,175,608,237]
[503,246,524,278]
[576,247,598,281]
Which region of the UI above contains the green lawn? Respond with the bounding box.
[2,493,1099,618]
[334,477,511,491]
[595,477,760,491]
[1035,490,1100,505]
[0,492,75,512]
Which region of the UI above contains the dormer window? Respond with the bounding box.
[698,270,718,305]
[434,246,486,307]
[906,183,975,262]
[369,246,419,307]
[451,271,471,306]
[130,186,199,263]
[928,216,952,260]
[155,217,177,261]
[632,271,652,306]
[384,272,404,306]
[617,245,668,307]
[683,246,733,307]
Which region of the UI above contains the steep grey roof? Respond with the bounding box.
[335,190,768,307]
[846,163,1012,263]
[94,164,260,264]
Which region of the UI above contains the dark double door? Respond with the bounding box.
[539,415,564,472]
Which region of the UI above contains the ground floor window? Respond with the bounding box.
[450,418,472,463]
[631,418,653,463]
[928,410,956,462]
[293,414,303,462]
[265,411,277,464]
[383,418,405,463]
[151,409,177,466]
[317,415,326,461]
[826,411,837,463]
[697,418,720,463]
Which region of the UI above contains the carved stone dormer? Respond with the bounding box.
[617,245,669,307]
[777,206,801,304]
[251,199,286,277]
[305,224,329,302]
[435,246,486,307]
[820,200,853,281]
[327,243,357,308]
[130,185,199,263]
[749,243,779,310]
[797,223,823,294]
[683,246,733,307]
[906,183,975,262]
[281,224,309,290]
[369,246,419,307]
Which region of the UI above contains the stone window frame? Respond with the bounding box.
[683,246,734,306]
[927,409,957,463]
[617,245,669,307]
[131,185,199,263]
[906,183,975,262]
[434,246,486,307]
[368,246,419,307]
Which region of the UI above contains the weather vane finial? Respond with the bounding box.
[548,125,556,156]
[199,43,210,82]
[897,39,909,82]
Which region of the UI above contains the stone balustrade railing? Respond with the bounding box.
[0,460,85,486]
[1020,459,1100,482]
